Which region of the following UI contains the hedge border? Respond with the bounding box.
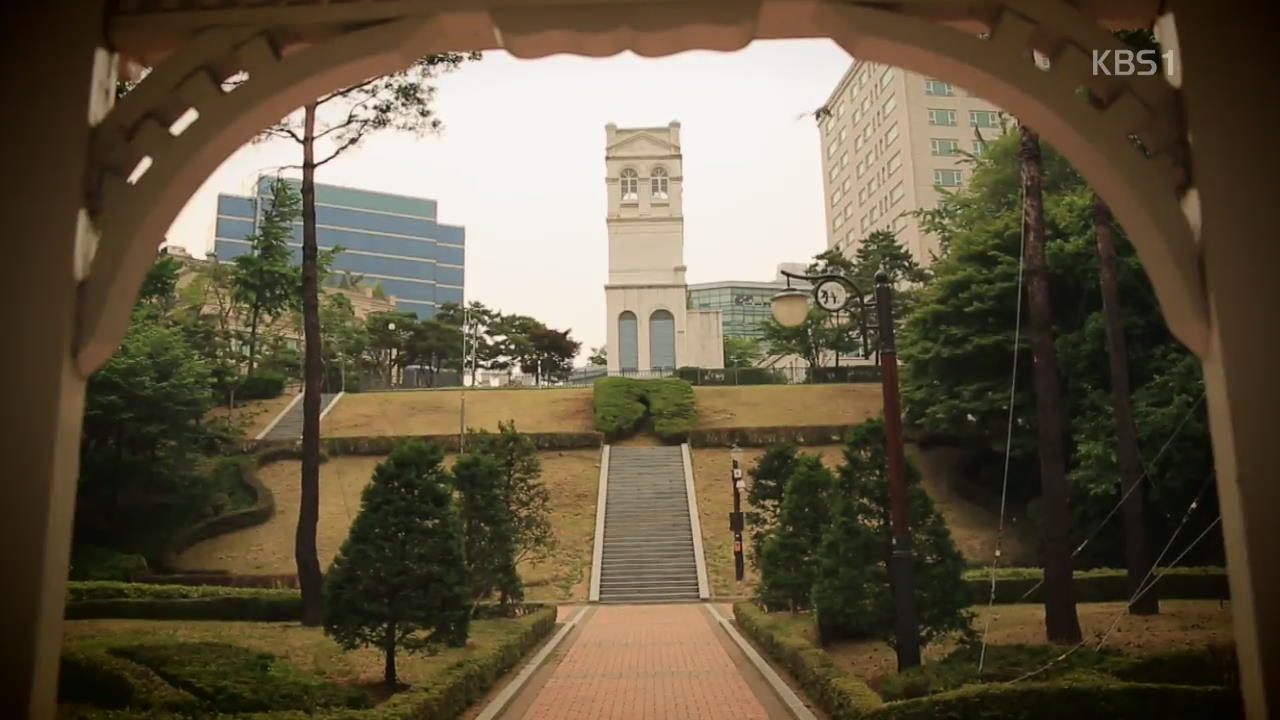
[688,425,855,447]
[59,647,200,712]
[241,432,604,456]
[961,567,1229,604]
[733,602,1241,720]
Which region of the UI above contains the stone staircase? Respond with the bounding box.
[598,446,701,603]
[261,392,340,441]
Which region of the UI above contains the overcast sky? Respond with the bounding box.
[166,39,852,354]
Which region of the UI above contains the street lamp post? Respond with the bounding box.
[729,444,746,582]
[770,268,921,671]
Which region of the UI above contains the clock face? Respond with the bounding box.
[814,279,851,312]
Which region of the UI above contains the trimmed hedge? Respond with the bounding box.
[592,377,696,442]
[689,424,854,447]
[592,377,649,441]
[733,602,883,717]
[733,602,1241,720]
[69,546,150,582]
[130,573,302,589]
[158,457,275,570]
[865,681,1240,720]
[59,648,200,712]
[676,367,785,386]
[243,432,604,457]
[961,567,1229,603]
[66,581,299,602]
[65,596,303,622]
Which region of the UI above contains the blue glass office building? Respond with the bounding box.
[213,177,464,317]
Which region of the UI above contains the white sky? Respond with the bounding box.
[165,39,852,355]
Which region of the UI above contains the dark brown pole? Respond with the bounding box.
[1093,194,1158,615]
[731,453,745,582]
[873,272,921,670]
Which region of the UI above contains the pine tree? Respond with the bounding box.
[453,451,522,610]
[230,178,301,376]
[745,443,801,569]
[814,421,972,648]
[323,441,470,687]
[468,421,554,570]
[758,456,833,612]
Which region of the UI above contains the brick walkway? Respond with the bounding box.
[516,605,773,720]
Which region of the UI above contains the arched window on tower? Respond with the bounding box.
[618,311,639,371]
[620,168,639,201]
[650,166,669,201]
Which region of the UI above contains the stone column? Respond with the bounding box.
[0,3,105,717]
[1172,2,1280,717]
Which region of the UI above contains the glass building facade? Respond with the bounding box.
[213,177,464,317]
[687,282,791,339]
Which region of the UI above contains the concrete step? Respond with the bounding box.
[601,560,696,573]
[598,589,701,603]
[603,535,693,545]
[600,568,698,580]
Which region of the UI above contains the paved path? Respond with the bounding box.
[507,605,782,720]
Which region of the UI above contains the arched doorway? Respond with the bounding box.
[648,309,676,370]
[9,3,1278,718]
[617,311,639,372]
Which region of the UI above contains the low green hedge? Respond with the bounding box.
[733,602,883,717]
[689,424,854,447]
[69,546,150,582]
[592,377,696,442]
[866,681,1240,720]
[676,367,785,386]
[961,567,1229,603]
[238,372,287,400]
[66,596,303,622]
[244,432,604,457]
[733,602,1241,720]
[59,648,200,713]
[66,581,299,602]
[157,457,275,571]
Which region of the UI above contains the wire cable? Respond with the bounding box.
[977,173,1028,675]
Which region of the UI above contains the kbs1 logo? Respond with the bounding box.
[1091,48,1175,76]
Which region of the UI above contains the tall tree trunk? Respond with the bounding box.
[1093,194,1158,615]
[383,621,398,687]
[295,101,324,627]
[1019,124,1083,643]
[246,305,260,376]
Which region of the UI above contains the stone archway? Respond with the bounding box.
[9,2,1276,718]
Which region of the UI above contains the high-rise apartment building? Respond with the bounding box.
[214,177,464,318]
[818,61,1007,264]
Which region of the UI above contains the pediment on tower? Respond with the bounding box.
[607,130,679,157]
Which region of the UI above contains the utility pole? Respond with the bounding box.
[874,271,922,670]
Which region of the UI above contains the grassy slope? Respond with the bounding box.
[174,450,602,602]
[693,383,884,428]
[692,444,1037,597]
[321,388,594,437]
[62,614,538,690]
[754,600,1234,686]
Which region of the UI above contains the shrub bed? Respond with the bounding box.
[59,647,200,712]
[111,642,369,713]
[689,424,853,447]
[130,573,302,589]
[66,581,299,602]
[238,372,287,400]
[69,546,150,582]
[962,567,1229,603]
[733,601,1241,720]
[591,377,696,442]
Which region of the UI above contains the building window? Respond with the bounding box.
[894,214,909,232]
[861,214,870,231]
[831,188,843,206]
[854,134,865,151]
[618,311,639,370]
[840,151,849,168]
[861,95,872,113]
[856,159,867,178]
[828,164,839,180]
[930,138,960,156]
[839,127,848,144]
[845,203,855,219]
[834,213,844,230]
[885,122,899,145]
[970,110,1000,128]
[934,169,963,186]
[887,151,902,175]
[842,177,852,193]
[827,140,838,158]
[852,107,862,125]
[972,140,989,156]
[650,166,669,200]
[881,95,897,116]
[649,310,676,370]
[890,181,905,206]
[836,101,846,118]
[924,78,955,96]
[928,108,957,126]
[858,186,868,204]
[880,68,894,88]
[620,168,639,200]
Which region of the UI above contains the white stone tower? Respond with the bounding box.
[604,121,723,373]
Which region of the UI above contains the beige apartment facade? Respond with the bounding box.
[819,60,1008,265]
